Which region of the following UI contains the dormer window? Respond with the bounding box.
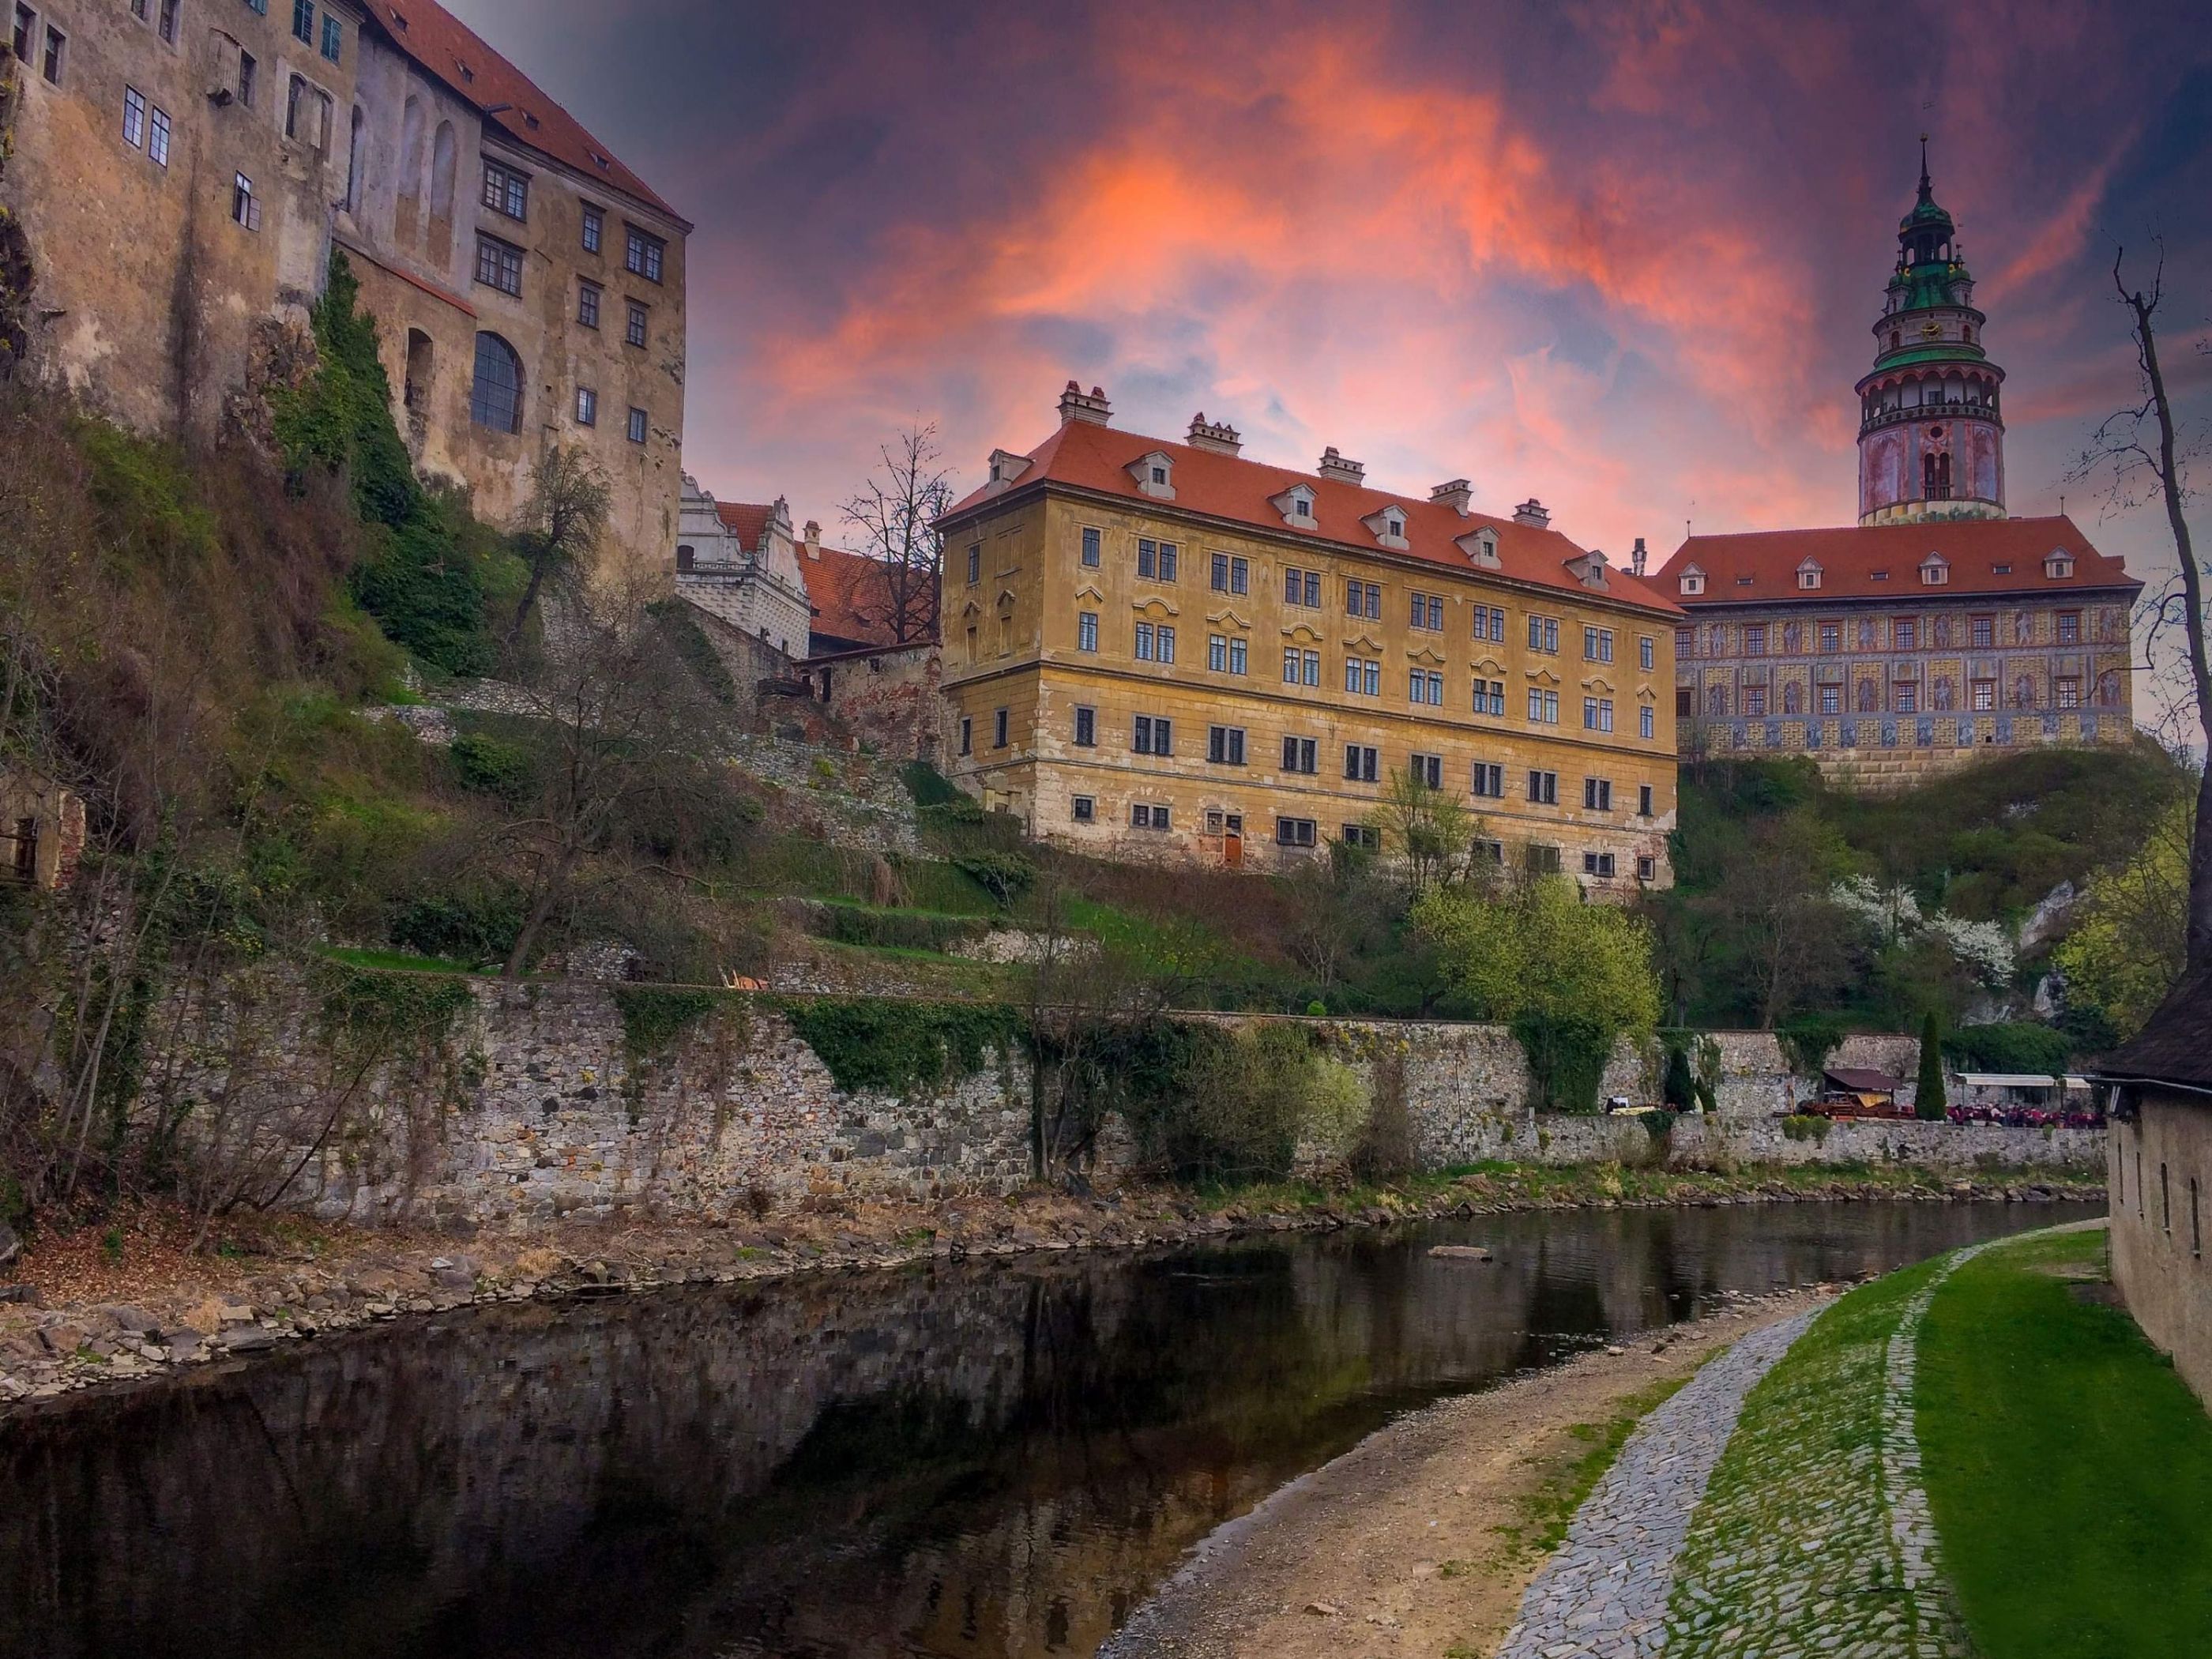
[1384,509,1404,537]
[1295,498,1311,518]
[1796,559,1823,591]
[1456,526,1500,568]
[1127,450,1176,501]
[1270,482,1317,527]
[1362,504,1410,549]
[1678,565,1706,596]
[1920,555,1950,586]
[2044,551,2075,579]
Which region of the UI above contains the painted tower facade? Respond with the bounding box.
[1855,147,2007,526]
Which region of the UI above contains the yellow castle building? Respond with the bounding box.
[936,386,1684,888]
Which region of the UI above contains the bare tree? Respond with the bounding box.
[491,570,705,977]
[1375,767,1474,893]
[2073,243,2212,976]
[841,422,952,645]
[509,446,613,645]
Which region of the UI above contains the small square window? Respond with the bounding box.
[1071,796,1095,824]
[626,407,649,444]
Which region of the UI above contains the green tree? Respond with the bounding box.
[1916,1008,1947,1119]
[2052,798,2192,1038]
[1662,1043,1696,1112]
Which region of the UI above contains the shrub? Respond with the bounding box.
[389,886,525,967]
[1662,1044,1697,1112]
[1943,1020,2071,1077]
[1512,1010,1616,1114]
[449,732,537,805]
[808,903,984,954]
[901,760,962,807]
[954,852,1036,906]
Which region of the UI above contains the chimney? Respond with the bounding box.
[1058,380,1112,426]
[1631,536,1648,577]
[803,519,822,559]
[1429,479,1473,516]
[1187,412,1242,455]
[1512,498,1551,529]
[1316,446,1365,486]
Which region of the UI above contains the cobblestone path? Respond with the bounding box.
[1493,1310,1819,1659]
[1655,1245,1994,1659]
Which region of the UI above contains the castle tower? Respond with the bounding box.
[1855,142,2007,525]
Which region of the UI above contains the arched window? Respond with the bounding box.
[403,329,432,412]
[470,333,523,433]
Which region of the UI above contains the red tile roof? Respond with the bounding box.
[804,543,933,650]
[363,0,686,226]
[714,501,776,547]
[1659,517,2139,605]
[945,416,1682,616]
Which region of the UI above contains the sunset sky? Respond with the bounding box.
[456,0,2212,724]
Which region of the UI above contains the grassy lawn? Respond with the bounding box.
[1918,1224,2212,1657]
[321,945,491,975]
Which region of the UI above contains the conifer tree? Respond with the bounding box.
[1915,1009,1947,1119]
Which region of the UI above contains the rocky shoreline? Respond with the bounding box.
[0,1168,2103,1409]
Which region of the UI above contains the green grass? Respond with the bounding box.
[1918,1224,2212,1657]
[321,945,488,975]
[1504,1371,1695,1555]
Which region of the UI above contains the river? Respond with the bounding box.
[0,1198,2094,1658]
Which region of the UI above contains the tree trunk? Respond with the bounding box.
[503,845,577,979]
[2124,269,2212,976]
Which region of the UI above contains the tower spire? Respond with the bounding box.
[1918,133,1932,205]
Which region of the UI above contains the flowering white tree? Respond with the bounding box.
[1829,877,2014,988]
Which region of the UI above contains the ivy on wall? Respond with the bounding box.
[610,984,725,1063]
[777,997,1021,1096]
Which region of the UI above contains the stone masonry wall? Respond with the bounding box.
[155,981,2097,1234]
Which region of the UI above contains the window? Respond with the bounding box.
[1344,744,1379,783]
[1277,817,1318,848]
[965,544,981,585]
[1584,777,1613,811]
[1082,526,1101,567]
[581,205,604,254]
[1207,551,1246,593]
[1281,736,1318,774]
[1472,604,1507,641]
[9,5,28,64]
[993,708,1010,749]
[1582,852,1618,878]
[626,406,649,444]
[2057,610,2080,645]
[2056,676,2081,709]
[1583,626,1615,663]
[468,333,523,432]
[475,234,525,296]
[1893,681,1918,713]
[1471,762,1503,798]
[1819,622,1841,653]
[625,225,665,282]
[1637,783,1654,818]
[1411,592,1444,630]
[321,11,341,61]
[1409,753,1443,789]
[1137,538,1179,580]
[1680,570,1706,596]
[1130,803,1172,831]
[1284,567,1321,607]
[1921,561,1950,586]
[1528,615,1559,653]
[1134,623,1176,663]
[149,105,171,166]
[1627,702,1647,740]
[1072,796,1095,824]
[1134,623,1155,663]
[625,301,649,348]
[1132,715,1172,757]
[1819,684,1841,716]
[1528,769,1559,806]
[2045,554,2075,579]
[292,0,313,44]
[1345,657,1381,696]
[1474,679,1506,716]
[1077,611,1097,653]
[1676,626,1695,660]
[958,717,972,757]
[286,75,334,149]
[231,171,261,231]
[1745,685,1768,717]
[577,281,601,329]
[1207,725,1246,766]
[1637,855,1657,882]
[574,386,596,426]
[1583,697,1614,732]
[1971,679,1996,712]
[1283,647,1319,687]
[1409,669,1443,705]
[1894,618,1917,650]
[238,51,255,106]
[1206,634,1232,672]
[1340,823,1381,852]
[480,159,529,220]
[1970,614,1995,649]
[1526,688,1559,724]
[36,19,58,81]
[1345,580,1381,619]
[1068,705,1096,748]
[1736,623,1763,657]
[1526,844,1563,875]
[122,86,146,147]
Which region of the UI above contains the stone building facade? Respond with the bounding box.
[935,386,1683,886]
[1657,154,2139,786]
[1,0,687,572]
[673,481,814,658]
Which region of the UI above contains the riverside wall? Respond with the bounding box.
[154,981,2094,1231]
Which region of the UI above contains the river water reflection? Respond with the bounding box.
[0,1199,2094,1659]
